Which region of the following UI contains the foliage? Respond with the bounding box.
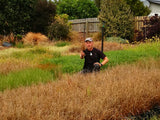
[94,0,150,16]
[94,0,101,10]
[48,14,70,40]
[76,0,99,19]
[124,0,151,16]
[56,0,99,19]
[145,15,160,39]
[98,0,134,42]
[31,0,56,35]
[135,15,160,42]
[0,0,56,36]
[0,0,35,35]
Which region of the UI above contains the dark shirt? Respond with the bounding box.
[83,48,106,71]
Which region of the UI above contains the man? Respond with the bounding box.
[80,37,109,73]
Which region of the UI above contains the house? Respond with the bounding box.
[141,0,160,16]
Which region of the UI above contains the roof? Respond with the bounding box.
[148,0,160,4]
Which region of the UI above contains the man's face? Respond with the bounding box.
[85,41,93,50]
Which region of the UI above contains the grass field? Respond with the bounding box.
[0,42,160,91]
[0,41,160,119]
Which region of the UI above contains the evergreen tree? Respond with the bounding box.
[94,0,151,16]
[99,0,134,41]
[124,0,151,16]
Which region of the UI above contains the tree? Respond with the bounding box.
[94,0,101,10]
[76,0,99,19]
[99,0,134,41]
[0,0,35,35]
[0,0,56,35]
[56,0,77,19]
[56,0,99,19]
[122,0,151,16]
[31,0,56,35]
[94,0,151,16]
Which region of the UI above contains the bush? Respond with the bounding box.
[146,15,160,38]
[48,14,70,40]
[98,0,134,42]
[135,15,160,42]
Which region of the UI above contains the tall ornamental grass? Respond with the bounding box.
[0,58,159,119]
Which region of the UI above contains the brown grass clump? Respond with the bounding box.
[91,32,102,41]
[0,59,160,120]
[22,32,49,45]
[67,31,84,42]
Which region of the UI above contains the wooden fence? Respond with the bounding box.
[68,16,151,33]
[68,18,100,33]
[134,16,150,31]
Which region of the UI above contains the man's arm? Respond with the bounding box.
[94,57,109,67]
[100,57,109,66]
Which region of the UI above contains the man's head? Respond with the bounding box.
[85,38,93,51]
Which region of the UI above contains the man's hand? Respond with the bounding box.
[94,62,102,67]
[80,51,85,59]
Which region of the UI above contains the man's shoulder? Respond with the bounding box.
[93,47,101,53]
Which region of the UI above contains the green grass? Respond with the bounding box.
[0,68,54,91]
[42,55,84,73]
[54,41,70,47]
[43,42,160,72]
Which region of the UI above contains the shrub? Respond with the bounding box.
[135,15,160,42]
[145,15,160,38]
[48,14,70,40]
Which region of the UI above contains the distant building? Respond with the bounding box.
[141,0,160,16]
